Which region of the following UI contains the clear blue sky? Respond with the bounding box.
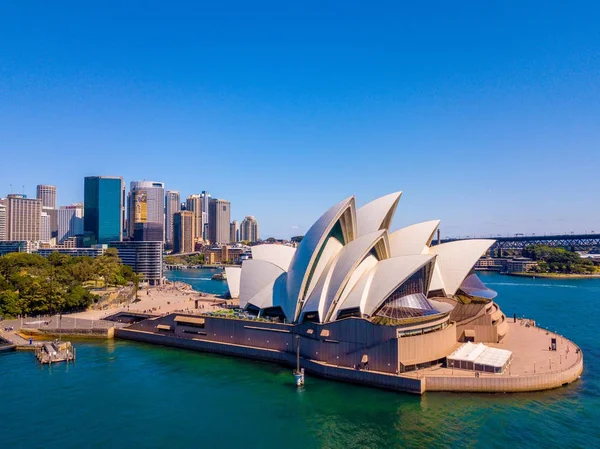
[1,1,599,239]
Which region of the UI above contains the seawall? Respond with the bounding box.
[20,327,115,339]
[116,327,424,394]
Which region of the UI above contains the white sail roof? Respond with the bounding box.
[428,239,495,296]
[239,259,284,309]
[388,220,440,257]
[251,245,296,271]
[286,196,356,321]
[362,255,436,318]
[301,230,389,323]
[224,267,241,299]
[356,192,402,237]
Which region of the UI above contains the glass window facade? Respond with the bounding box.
[84,177,123,245]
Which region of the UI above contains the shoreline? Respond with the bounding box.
[507,272,600,279]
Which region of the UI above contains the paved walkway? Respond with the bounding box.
[418,319,581,378]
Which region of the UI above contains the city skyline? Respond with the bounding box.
[1,2,599,238]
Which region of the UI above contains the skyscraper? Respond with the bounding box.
[6,194,42,241]
[208,198,231,245]
[127,181,165,241]
[201,191,211,240]
[186,194,203,243]
[0,203,7,241]
[165,190,180,249]
[83,176,125,245]
[37,185,58,240]
[240,216,260,243]
[36,185,57,209]
[173,211,195,253]
[230,220,239,243]
[57,203,84,243]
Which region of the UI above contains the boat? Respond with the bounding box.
[211,272,227,281]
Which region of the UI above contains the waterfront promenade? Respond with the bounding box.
[118,314,583,395]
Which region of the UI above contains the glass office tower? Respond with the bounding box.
[83,176,125,245]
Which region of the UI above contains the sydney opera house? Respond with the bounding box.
[119,192,583,394]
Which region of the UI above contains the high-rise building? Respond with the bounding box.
[37,185,58,240]
[186,194,203,243]
[40,211,51,242]
[127,181,165,241]
[201,191,211,240]
[6,194,42,241]
[173,211,195,253]
[133,222,164,242]
[57,203,84,243]
[36,185,57,209]
[208,198,230,245]
[164,190,180,248]
[230,220,239,243]
[109,241,163,285]
[0,203,7,240]
[240,216,260,243]
[83,176,125,245]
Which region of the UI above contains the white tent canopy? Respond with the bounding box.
[447,342,512,374]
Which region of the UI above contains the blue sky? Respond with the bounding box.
[1,1,599,239]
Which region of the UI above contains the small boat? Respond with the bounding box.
[211,272,227,281]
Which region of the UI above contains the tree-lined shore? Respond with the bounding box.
[0,250,138,317]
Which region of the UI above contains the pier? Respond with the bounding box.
[35,341,76,364]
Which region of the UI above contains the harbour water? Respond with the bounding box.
[1,271,599,448]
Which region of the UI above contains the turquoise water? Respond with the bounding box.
[1,271,598,448]
[164,267,230,295]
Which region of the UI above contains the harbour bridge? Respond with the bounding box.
[440,233,600,252]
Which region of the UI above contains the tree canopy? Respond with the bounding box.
[0,252,138,317]
[523,245,596,274]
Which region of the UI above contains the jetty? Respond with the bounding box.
[35,341,76,364]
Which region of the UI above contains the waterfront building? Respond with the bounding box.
[36,185,56,209]
[506,257,537,273]
[173,211,195,253]
[240,216,260,243]
[230,220,239,243]
[202,245,245,264]
[109,241,163,285]
[475,256,506,271]
[57,204,84,243]
[186,194,203,243]
[208,198,230,245]
[221,192,505,371]
[165,190,181,248]
[0,204,7,240]
[127,181,165,241]
[6,194,42,241]
[83,176,125,245]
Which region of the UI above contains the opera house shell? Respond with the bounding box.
[222,192,512,373]
[228,192,499,321]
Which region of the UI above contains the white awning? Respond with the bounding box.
[448,342,512,369]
